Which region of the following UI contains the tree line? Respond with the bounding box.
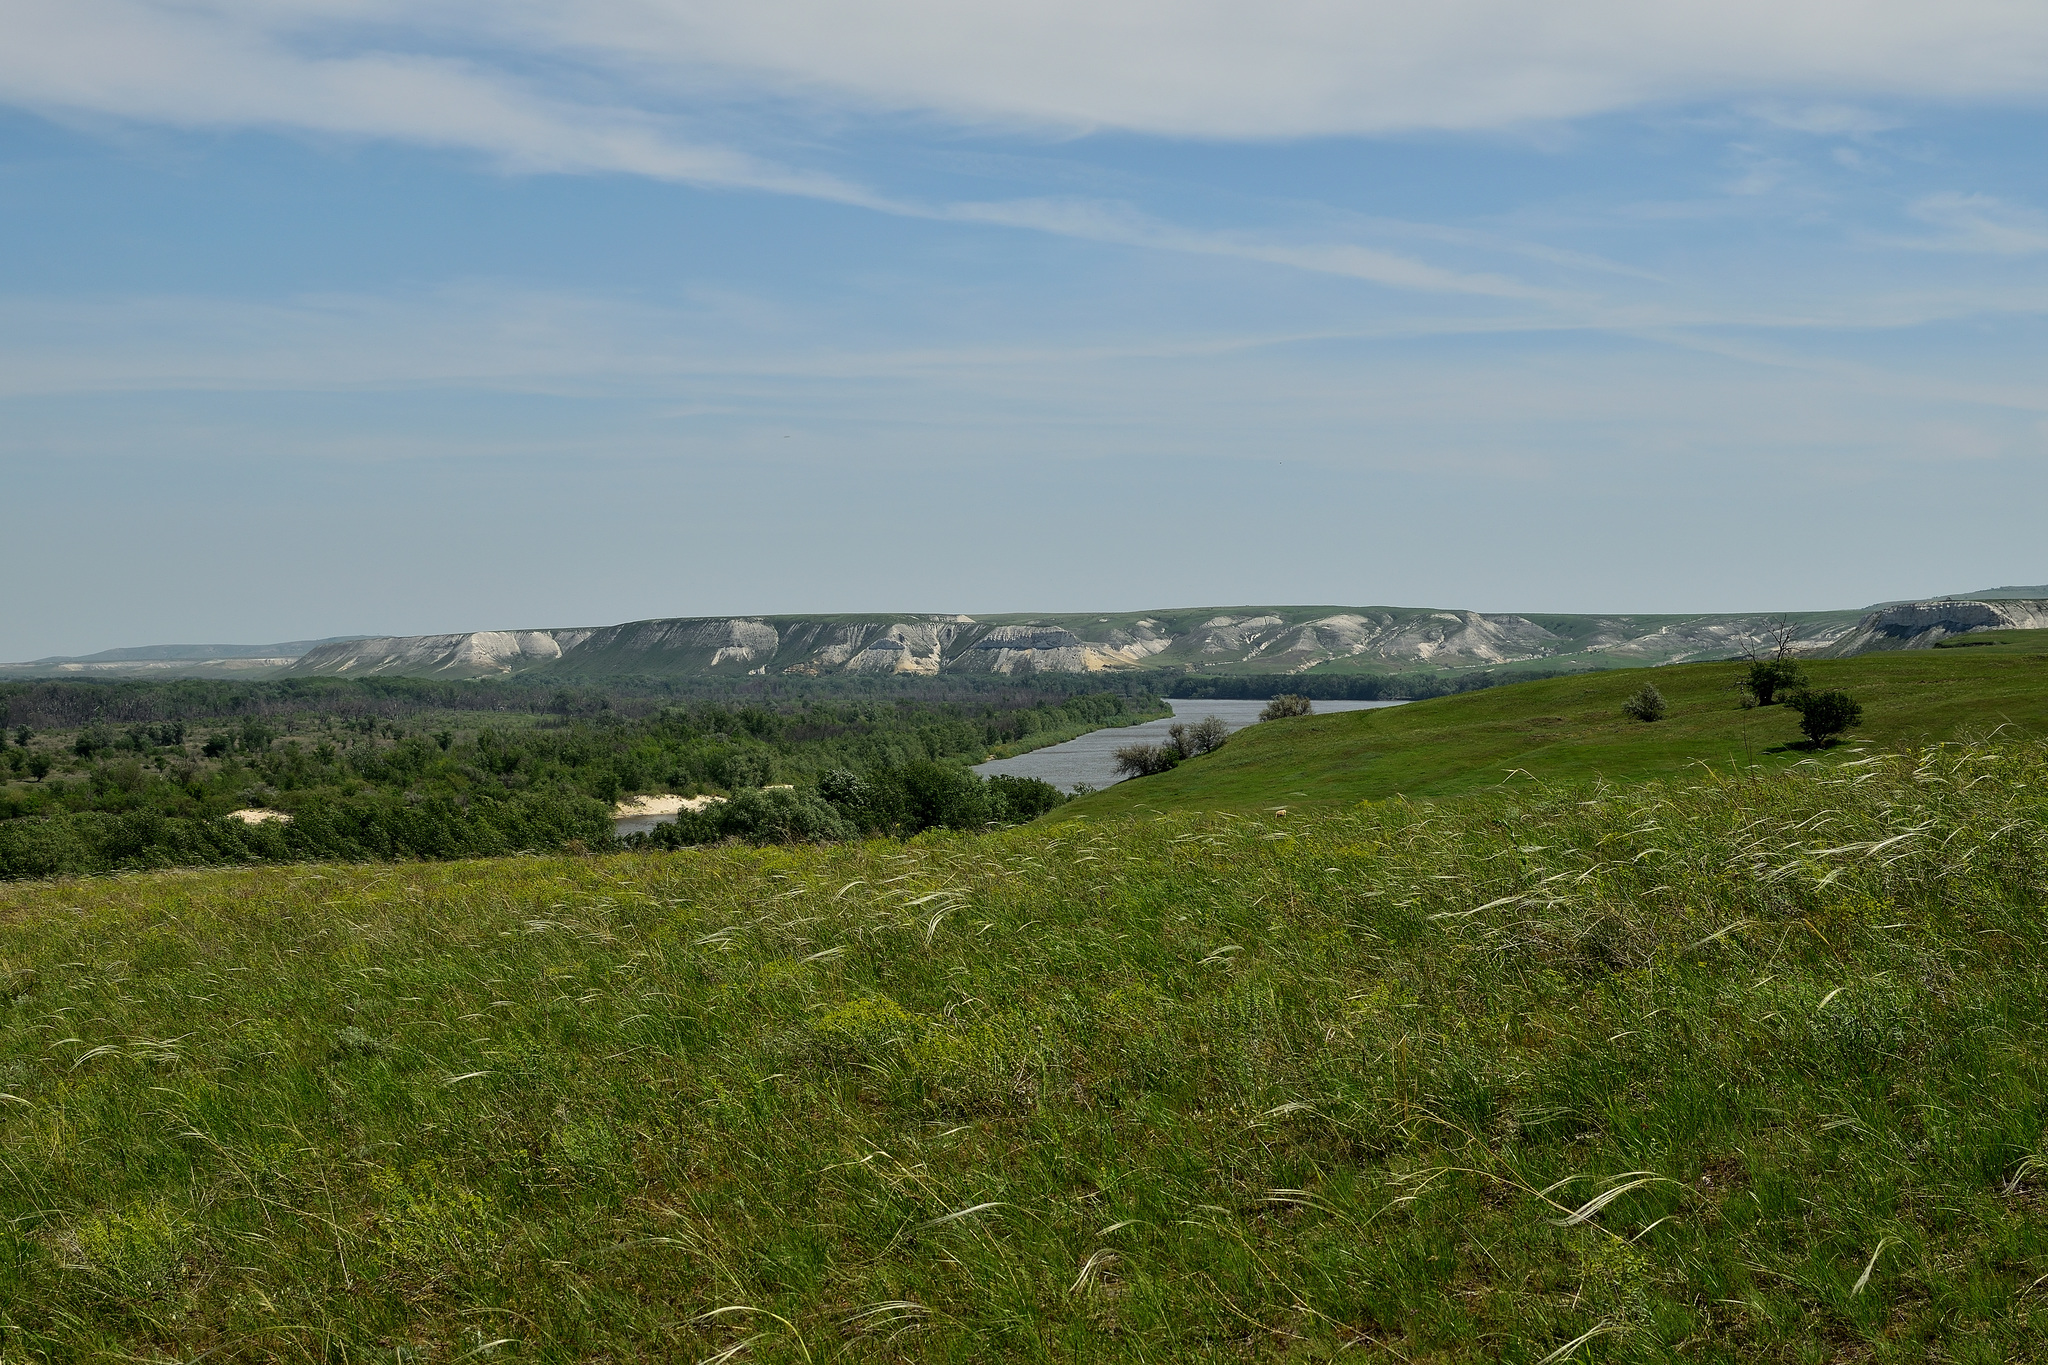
[0,686,1139,878]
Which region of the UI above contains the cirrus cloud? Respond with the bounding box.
[5,0,2048,161]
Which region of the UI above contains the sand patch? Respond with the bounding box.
[612,794,726,818]
[227,808,292,824]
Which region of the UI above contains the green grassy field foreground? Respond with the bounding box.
[2,739,2046,1360]
[1059,632,2048,821]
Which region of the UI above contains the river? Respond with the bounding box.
[972,697,1405,793]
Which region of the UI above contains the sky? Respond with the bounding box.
[3,1,2047,658]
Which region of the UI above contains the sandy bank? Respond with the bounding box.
[612,794,726,818]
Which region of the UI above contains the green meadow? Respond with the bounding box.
[1058,631,2048,821]
[3,730,2047,1360]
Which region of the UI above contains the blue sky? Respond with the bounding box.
[3,1,2046,657]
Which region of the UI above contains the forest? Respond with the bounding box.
[0,679,1150,878]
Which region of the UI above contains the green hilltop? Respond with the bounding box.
[1057,629,2048,820]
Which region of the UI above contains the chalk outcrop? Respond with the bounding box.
[261,596,2044,684]
[1831,599,2048,653]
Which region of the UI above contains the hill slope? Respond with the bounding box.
[1056,630,2048,820]
[1,741,2044,1358]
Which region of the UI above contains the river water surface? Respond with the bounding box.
[973,697,1404,793]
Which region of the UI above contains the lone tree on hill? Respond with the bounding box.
[1744,658,1808,706]
[1621,683,1668,723]
[1260,694,1313,721]
[1787,689,1863,747]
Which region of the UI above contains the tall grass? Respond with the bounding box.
[1,739,2045,1360]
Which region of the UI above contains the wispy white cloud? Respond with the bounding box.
[10,275,2048,407]
[937,198,1572,302]
[7,1,2048,157]
[8,0,2048,317]
[1744,101,1905,137]
[2,1,1618,304]
[0,0,882,202]
[437,0,2048,138]
[1895,193,2048,256]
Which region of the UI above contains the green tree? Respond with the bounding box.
[26,752,52,781]
[1745,658,1807,706]
[1787,690,1863,747]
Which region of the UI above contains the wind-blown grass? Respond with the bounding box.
[1,739,2046,1360]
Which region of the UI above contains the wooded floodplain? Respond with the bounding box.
[0,678,1157,878]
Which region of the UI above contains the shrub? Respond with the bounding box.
[817,769,872,815]
[892,760,991,831]
[1168,715,1229,758]
[1787,689,1863,746]
[1621,684,1668,723]
[715,748,774,790]
[716,787,857,844]
[1113,743,1180,778]
[1260,695,1313,721]
[1745,658,1808,706]
[983,774,1066,822]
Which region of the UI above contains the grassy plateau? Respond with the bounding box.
[2,730,2047,1359]
[1059,633,2048,821]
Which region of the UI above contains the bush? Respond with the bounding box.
[1168,715,1229,758]
[1260,695,1313,721]
[714,787,856,844]
[1787,689,1863,746]
[1745,658,1808,706]
[1113,743,1181,778]
[1621,684,1668,723]
[817,769,872,815]
[983,774,1066,823]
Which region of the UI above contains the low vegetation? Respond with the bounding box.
[1,736,2044,1359]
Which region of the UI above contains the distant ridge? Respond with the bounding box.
[10,590,2040,684]
[0,638,366,680]
[27,638,365,664]
[283,606,1871,682]
[1956,585,2048,601]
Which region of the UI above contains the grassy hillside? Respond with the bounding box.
[1,740,2045,1359]
[1058,631,2048,821]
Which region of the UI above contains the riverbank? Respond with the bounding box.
[976,698,1404,792]
[979,697,1172,762]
